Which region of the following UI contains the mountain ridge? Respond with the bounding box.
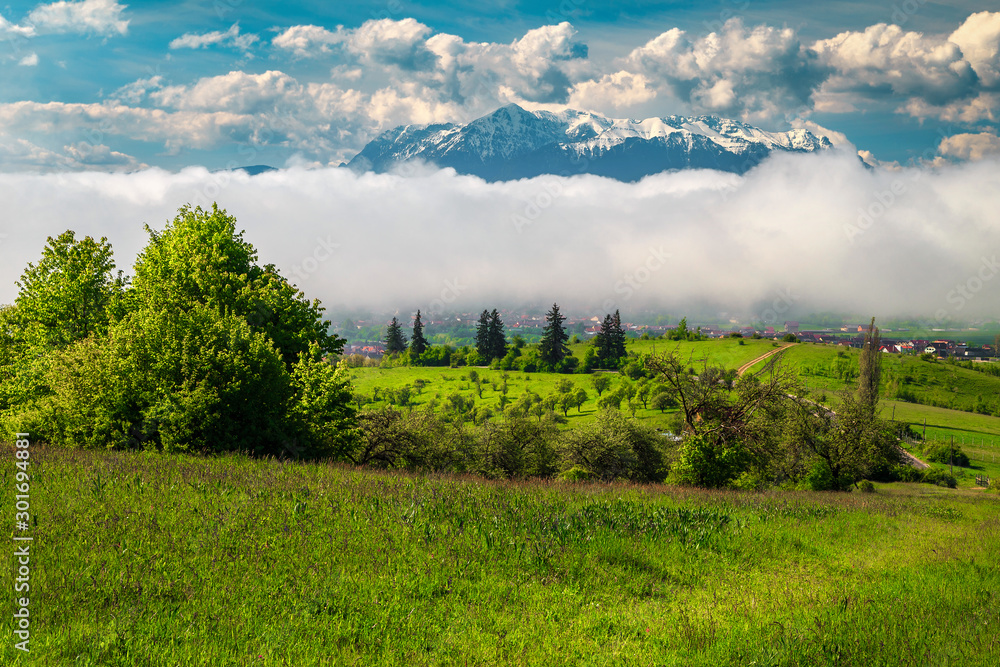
[346,104,835,182]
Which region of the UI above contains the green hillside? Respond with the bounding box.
[9,444,999,666]
[351,338,1000,487]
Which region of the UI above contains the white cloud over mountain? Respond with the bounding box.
[2,152,999,321]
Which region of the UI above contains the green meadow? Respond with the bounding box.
[3,444,999,666]
[350,338,1000,481]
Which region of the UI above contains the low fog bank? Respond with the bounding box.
[2,152,999,325]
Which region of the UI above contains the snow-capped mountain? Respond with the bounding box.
[346,104,834,182]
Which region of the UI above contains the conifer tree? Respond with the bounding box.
[538,303,570,366]
[593,313,614,367]
[594,310,627,368]
[475,309,490,359]
[384,316,408,354]
[611,310,628,361]
[410,310,428,356]
[488,309,507,360]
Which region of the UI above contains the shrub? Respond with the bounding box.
[558,465,593,482]
[921,468,958,488]
[804,459,839,491]
[890,464,924,482]
[670,433,749,489]
[923,443,971,467]
[858,480,876,493]
[559,410,666,483]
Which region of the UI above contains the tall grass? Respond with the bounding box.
[3,444,999,665]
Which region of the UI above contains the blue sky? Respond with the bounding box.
[2,0,1000,172]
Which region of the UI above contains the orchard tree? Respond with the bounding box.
[591,374,611,396]
[538,303,570,366]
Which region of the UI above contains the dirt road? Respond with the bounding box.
[736,342,796,376]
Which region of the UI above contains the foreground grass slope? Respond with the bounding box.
[4,444,999,666]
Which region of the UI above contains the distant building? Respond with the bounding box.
[784,321,799,333]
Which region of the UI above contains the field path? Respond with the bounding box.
[737,343,796,376]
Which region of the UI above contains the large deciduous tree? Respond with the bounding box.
[13,231,125,349]
[646,349,796,487]
[2,204,357,459]
[132,203,342,365]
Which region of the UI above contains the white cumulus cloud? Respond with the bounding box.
[27,0,129,36]
[169,23,258,53]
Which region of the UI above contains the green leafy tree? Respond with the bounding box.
[559,410,666,482]
[652,391,674,413]
[131,204,342,365]
[3,204,358,458]
[13,231,125,349]
[636,379,652,409]
[28,305,297,454]
[646,349,797,487]
[288,346,359,458]
[410,310,429,356]
[384,317,408,354]
[598,390,623,411]
[788,318,899,488]
[538,303,570,366]
[591,374,611,396]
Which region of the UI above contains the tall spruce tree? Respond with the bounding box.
[384,316,408,354]
[594,310,627,368]
[488,309,507,360]
[475,309,491,359]
[410,310,428,356]
[538,303,570,366]
[594,313,614,367]
[611,310,627,361]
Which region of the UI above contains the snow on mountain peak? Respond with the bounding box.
[347,104,834,182]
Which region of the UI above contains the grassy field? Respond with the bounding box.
[349,338,792,431]
[747,343,1000,415]
[3,444,999,666]
[352,339,1000,474]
